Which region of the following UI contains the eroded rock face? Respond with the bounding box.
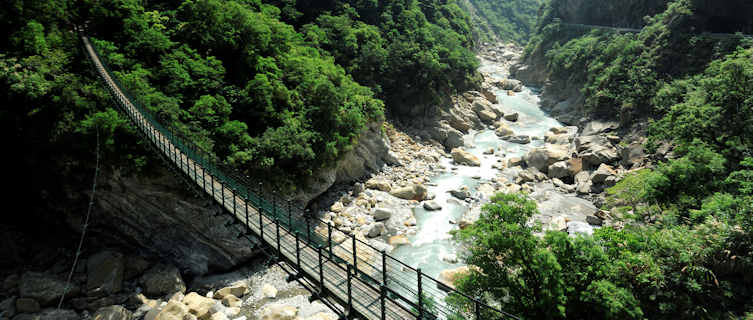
[88,168,259,276]
[93,305,133,320]
[296,121,397,205]
[19,272,75,307]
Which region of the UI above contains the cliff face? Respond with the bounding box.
[65,166,260,276]
[296,121,397,205]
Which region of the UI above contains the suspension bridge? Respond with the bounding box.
[80,34,518,320]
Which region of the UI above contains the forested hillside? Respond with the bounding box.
[449,0,753,318]
[459,0,542,44]
[3,0,479,191]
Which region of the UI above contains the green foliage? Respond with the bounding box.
[451,193,642,319]
[461,0,541,44]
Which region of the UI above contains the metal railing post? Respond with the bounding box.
[272,191,277,218]
[347,265,353,319]
[381,250,387,286]
[211,174,215,199]
[245,189,249,232]
[257,182,263,208]
[418,268,424,319]
[327,223,333,259]
[276,218,281,256]
[318,245,324,294]
[287,200,292,229]
[305,210,311,243]
[221,181,225,208]
[380,285,387,320]
[259,198,264,241]
[352,236,358,275]
[475,301,481,320]
[295,232,301,273]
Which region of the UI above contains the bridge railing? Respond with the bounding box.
[84,35,518,320]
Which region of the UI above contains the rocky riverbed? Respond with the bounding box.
[309,42,651,285]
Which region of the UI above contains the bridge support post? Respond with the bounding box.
[417,268,423,319]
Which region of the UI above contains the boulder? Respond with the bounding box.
[591,164,616,184]
[140,264,186,298]
[523,145,569,172]
[15,298,40,313]
[586,215,604,226]
[423,200,442,211]
[221,295,241,308]
[502,135,531,144]
[329,202,344,213]
[87,250,125,297]
[546,216,568,231]
[480,87,498,104]
[552,178,576,193]
[19,272,74,306]
[494,122,514,137]
[516,170,536,184]
[503,113,519,122]
[390,184,428,201]
[93,305,133,320]
[507,157,523,167]
[582,147,619,167]
[581,120,619,136]
[262,284,277,299]
[495,79,523,92]
[371,208,393,221]
[451,148,481,167]
[477,109,498,124]
[259,304,298,320]
[366,222,385,238]
[547,161,570,179]
[620,142,646,167]
[148,300,189,320]
[183,292,216,319]
[575,171,592,195]
[215,284,248,300]
[446,110,471,133]
[441,253,458,264]
[444,128,465,149]
[365,178,391,192]
[449,186,471,200]
[544,133,570,145]
[574,135,611,153]
[388,235,410,246]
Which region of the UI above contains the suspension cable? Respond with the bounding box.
[58,126,100,309]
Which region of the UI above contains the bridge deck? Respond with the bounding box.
[82,36,415,319]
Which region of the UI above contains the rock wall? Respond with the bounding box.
[73,167,260,276]
[295,121,398,205]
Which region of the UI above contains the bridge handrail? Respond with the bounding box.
[83,34,518,320]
